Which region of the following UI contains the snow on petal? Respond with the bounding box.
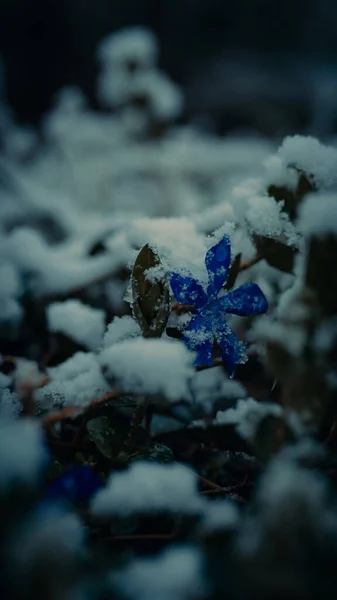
[214,317,247,377]
[170,273,207,307]
[219,282,268,316]
[183,313,214,365]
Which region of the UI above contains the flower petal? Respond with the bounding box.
[205,236,231,298]
[46,465,103,504]
[183,313,213,365]
[170,273,207,307]
[214,317,247,377]
[219,282,268,316]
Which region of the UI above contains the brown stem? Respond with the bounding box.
[200,473,249,495]
[40,391,120,426]
[196,360,223,372]
[198,474,223,492]
[171,303,195,315]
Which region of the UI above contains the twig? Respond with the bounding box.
[198,474,224,492]
[235,472,249,489]
[200,489,230,495]
[40,391,120,426]
[200,473,249,495]
[171,303,195,315]
[196,360,223,372]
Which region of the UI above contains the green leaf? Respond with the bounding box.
[87,415,130,460]
[253,234,297,273]
[131,244,170,337]
[117,442,174,465]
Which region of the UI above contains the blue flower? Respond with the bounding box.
[170,236,268,376]
[46,465,103,505]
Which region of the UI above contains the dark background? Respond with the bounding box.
[1,0,337,136]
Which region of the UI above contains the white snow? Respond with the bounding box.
[98,27,158,69]
[252,314,307,358]
[9,505,84,567]
[0,388,21,418]
[0,372,11,389]
[216,397,283,441]
[0,418,47,490]
[276,135,337,190]
[130,71,183,120]
[231,178,299,244]
[102,315,141,348]
[47,299,105,350]
[298,192,337,237]
[313,317,337,354]
[198,500,240,535]
[236,453,333,559]
[3,225,130,297]
[263,154,299,190]
[190,366,246,414]
[112,546,208,600]
[255,457,329,529]
[36,352,110,408]
[99,337,195,401]
[91,461,205,517]
[0,261,22,322]
[12,358,44,396]
[126,216,208,284]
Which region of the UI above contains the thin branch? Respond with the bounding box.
[171,303,195,315]
[198,474,224,491]
[196,359,223,372]
[40,391,120,426]
[200,473,249,495]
